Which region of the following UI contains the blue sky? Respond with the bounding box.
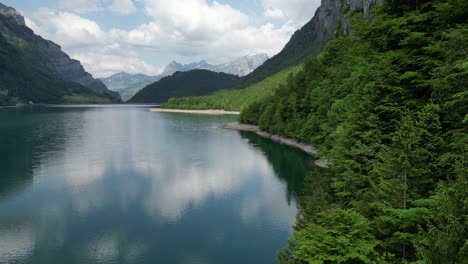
[2,0,320,78]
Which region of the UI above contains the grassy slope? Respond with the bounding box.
[162,65,302,111]
[128,70,241,103]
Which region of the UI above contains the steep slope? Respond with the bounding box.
[116,54,268,102]
[241,0,383,86]
[0,33,103,105]
[241,0,467,262]
[0,3,120,103]
[161,0,384,111]
[100,72,161,101]
[128,70,241,103]
[163,65,302,111]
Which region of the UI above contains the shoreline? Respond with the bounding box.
[224,122,318,156]
[150,108,240,115]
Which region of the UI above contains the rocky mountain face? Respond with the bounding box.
[241,0,384,86]
[205,54,270,77]
[161,60,212,76]
[161,54,269,77]
[100,72,161,101]
[102,54,268,101]
[0,3,120,101]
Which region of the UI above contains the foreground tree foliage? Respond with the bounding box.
[240,0,467,263]
[279,209,383,264]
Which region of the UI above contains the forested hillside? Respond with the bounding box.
[241,0,467,263]
[163,0,384,111]
[0,3,120,105]
[128,70,241,103]
[162,65,302,111]
[239,0,346,86]
[0,33,112,105]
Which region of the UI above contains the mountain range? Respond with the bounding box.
[0,3,120,105]
[100,72,161,101]
[161,53,269,77]
[125,0,353,104]
[101,53,268,101]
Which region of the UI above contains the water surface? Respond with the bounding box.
[0,106,316,264]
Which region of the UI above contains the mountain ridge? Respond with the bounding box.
[128,70,241,103]
[240,0,384,86]
[161,53,269,77]
[100,72,161,101]
[0,3,120,102]
[102,53,269,101]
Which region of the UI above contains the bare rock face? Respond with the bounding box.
[0,3,24,26]
[161,54,269,78]
[208,54,269,77]
[38,42,120,99]
[242,0,385,85]
[347,0,385,17]
[0,3,120,100]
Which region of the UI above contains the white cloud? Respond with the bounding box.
[109,0,137,14]
[59,0,136,15]
[144,0,249,39]
[25,0,322,77]
[117,22,163,48]
[72,44,162,78]
[32,8,106,49]
[264,8,285,20]
[118,0,297,61]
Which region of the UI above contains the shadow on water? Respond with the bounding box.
[238,131,326,204]
[0,106,84,196]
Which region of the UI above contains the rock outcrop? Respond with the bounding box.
[0,3,120,101]
[241,0,385,86]
[205,54,269,77]
[160,54,269,78]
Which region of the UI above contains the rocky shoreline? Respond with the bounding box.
[151,109,240,115]
[223,122,318,156]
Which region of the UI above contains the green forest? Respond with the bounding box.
[128,70,241,103]
[239,0,467,263]
[163,65,302,111]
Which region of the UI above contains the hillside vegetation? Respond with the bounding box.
[240,0,467,263]
[128,70,241,103]
[161,0,351,110]
[239,1,341,87]
[163,65,302,111]
[0,33,100,105]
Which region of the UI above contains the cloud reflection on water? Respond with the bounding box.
[0,107,310,263]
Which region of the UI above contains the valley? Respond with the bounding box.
[0,0,466,264]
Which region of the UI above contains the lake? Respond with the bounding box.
[0,105,319,264]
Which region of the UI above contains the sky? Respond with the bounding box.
[2,0,321,78]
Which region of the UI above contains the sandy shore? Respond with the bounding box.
[224,122,318,156]
[150,108,240,115]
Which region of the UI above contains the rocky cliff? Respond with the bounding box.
[161,54,269,78]
[205,54,269,77]
[0,3,120,101]
[241,0,385,86]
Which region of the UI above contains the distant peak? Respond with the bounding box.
[246,53,269,58]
